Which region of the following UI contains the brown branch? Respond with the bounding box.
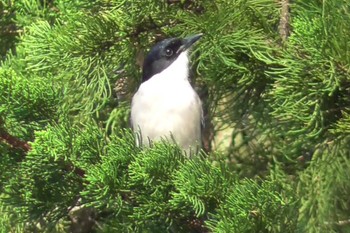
[278,0,291,43]
[0,29,22,35]
[335,219,350,226]
[325,218,350,226]
[65,163,86,178]
[0,127,31,152]
[200,86,214,154]
[0,124,86,178]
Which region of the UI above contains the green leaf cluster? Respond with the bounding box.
[1,0,350,232]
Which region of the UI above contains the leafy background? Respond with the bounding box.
[1,0,350,232]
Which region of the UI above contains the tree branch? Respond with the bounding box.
[325,219,350,226]
[0,121,86,178]
[0,127,31,152]
[278,0,290,43]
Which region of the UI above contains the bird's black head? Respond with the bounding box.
[142,34,202,83]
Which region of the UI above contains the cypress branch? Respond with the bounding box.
[1,0,350,232]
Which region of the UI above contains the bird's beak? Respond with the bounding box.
[177,33,203,53]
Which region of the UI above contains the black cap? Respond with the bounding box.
[142,34,202,83]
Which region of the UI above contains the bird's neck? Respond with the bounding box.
[159,52,190,82]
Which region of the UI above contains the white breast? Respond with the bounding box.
[131,52,202,156]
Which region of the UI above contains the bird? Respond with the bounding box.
[131,34,203,157]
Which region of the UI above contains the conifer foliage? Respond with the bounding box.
[1,0,349,232]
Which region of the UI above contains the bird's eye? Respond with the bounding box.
[165,48,173,57]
